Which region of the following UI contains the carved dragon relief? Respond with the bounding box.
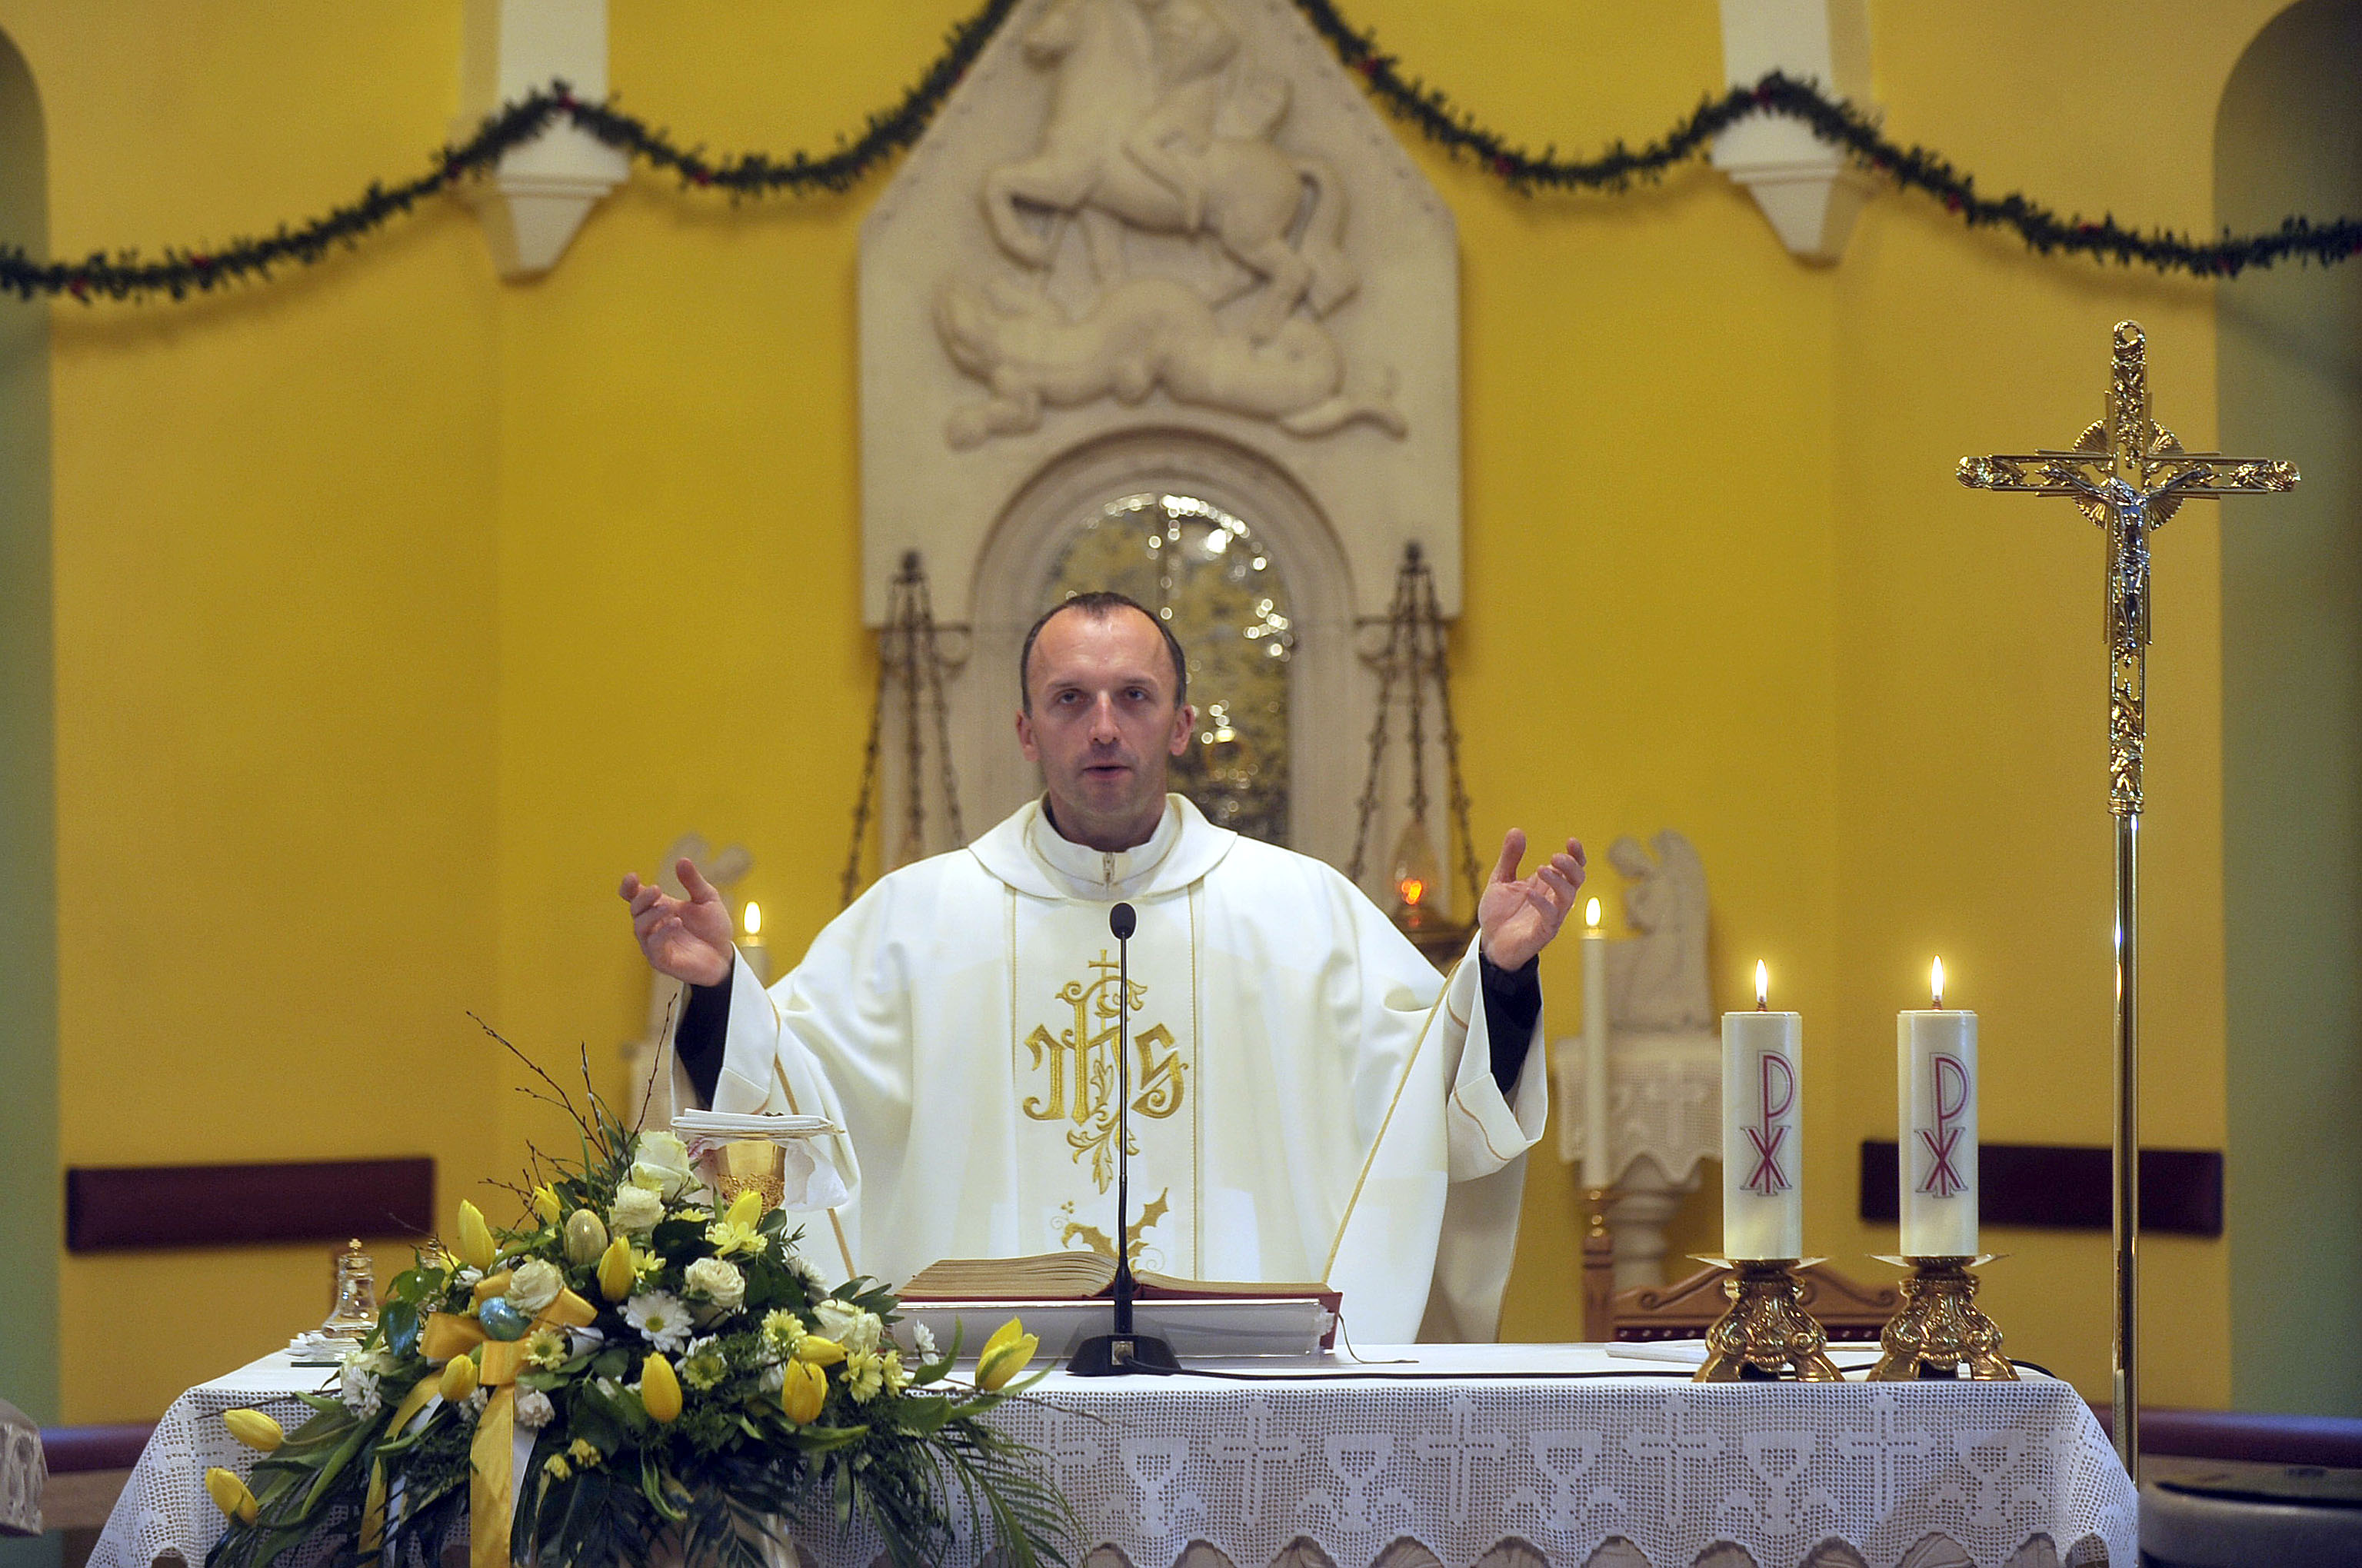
[939,0,1405,448]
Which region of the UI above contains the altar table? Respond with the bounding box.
[88,1343,2133,1568]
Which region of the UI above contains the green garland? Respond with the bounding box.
[5,0,2355,305]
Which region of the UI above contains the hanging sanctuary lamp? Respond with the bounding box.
[841,551,966,907]
[1348,542,1484,967]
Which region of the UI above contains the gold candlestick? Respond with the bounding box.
[1868,1255,2015,1381]
[1580,1184,1617,1342]
[1693,1257,1844,1383]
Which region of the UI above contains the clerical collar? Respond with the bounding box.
[1027,797,1184,899]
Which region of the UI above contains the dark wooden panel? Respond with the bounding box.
[1859,1141,2222,1237]
[65,1157,434,1253]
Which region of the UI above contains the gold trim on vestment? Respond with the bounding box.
[1190,881,1204,1280]
[1321,955,1462,1283]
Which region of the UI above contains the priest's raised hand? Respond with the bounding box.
[1476,829,1587,970]
[620,858,736,988]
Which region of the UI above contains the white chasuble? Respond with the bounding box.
[672,795,1549,1342]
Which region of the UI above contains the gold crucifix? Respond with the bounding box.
[1958,320,2297,1480]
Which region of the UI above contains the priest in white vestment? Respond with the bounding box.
[622,593,1586,1342]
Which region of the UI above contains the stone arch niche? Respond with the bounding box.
[960,426,1364,866]
[858,0,1458,871]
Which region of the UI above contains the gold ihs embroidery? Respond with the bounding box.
[1021,950,1188,1191]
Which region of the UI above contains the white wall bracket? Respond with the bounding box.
[1714,0,1876,264]
[458,0,626,281]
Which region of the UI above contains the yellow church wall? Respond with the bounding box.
[12,0,2302,1420]
[1,1,509,1421]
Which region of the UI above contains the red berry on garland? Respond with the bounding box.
[1357,56,1380,78]
[1492,155,1515,178]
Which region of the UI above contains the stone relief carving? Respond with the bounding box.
[1604,829,1714,1032]
[941,0,1403,448]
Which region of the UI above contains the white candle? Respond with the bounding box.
[1899,957,1978,1257]
[739,900,772,987]
[1581,899,1611,1189]
[1723,961,1803,1260]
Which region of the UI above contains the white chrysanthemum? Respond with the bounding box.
[609,1186,664,1236]
[785,1253,824,1293]
[812,1299,882,1356]
[338,1342,394,1417]
[465,1388,490,1419]
[514,1388,556,1429]
[621,1290,693,1352]
[758,1362,786,1394]
[682,1257,745,1312]
[453,1266,485,1290]
[908,1323,938,1361]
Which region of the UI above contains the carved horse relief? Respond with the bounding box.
[941,0,1404,448]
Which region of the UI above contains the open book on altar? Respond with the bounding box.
[901,1253,1341,1357]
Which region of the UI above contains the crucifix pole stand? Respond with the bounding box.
[1959,321,2297,1480]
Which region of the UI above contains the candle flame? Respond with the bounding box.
[1398,876,1427,908]
[1755,960,1769,1010]
[1931,956,1944,1008]
[742,901,763,937]
[1584,897,1601,931]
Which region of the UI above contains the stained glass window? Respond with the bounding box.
[1041,493,1294,844]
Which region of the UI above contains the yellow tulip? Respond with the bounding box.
[725,1187,765,1230]
[794,1335,846,1367]
[222,1410,282,1453]
[531,1186,561,1224]
[596,1237,635,1302]
[976,1317,1039,1392]
[640,1353,682,1423]
[438,1353,481,1402]
[205,1466,259,1525]
[780,1359,827,1423]
[455,1200,497,1272]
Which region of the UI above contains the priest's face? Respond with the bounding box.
[1016,606,1195,851]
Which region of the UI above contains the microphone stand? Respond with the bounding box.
[1068,900,1179,1377]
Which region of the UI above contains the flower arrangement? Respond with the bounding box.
[204,1059,1061,1568]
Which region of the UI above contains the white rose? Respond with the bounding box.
[683,1257,746,1313]
[506,1258,565,1313]
[513,1388,555,1430]
[628,1131,695,1200]
[609,1186,664,1235]
[812,1299,882,1356]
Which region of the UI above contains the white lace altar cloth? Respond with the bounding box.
[89,1345,2132,1568]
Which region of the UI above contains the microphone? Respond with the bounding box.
[1067,900,1178,1377]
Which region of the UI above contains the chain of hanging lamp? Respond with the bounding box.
[841,552,965,908]
[1347,543,1483,953]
